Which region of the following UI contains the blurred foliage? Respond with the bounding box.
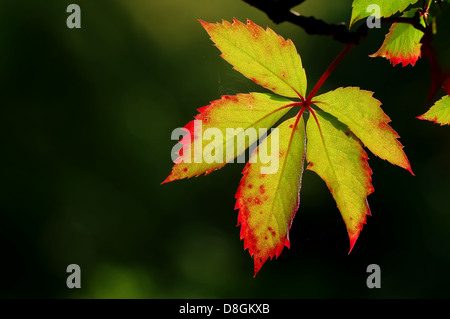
[0,0,449,298]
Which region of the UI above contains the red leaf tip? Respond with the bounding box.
[161,172,175,185]
[253,255,268,277]
[198,19,208,26]
[402,160,415,176]
[348,233,359,255]
[407,166,415,176]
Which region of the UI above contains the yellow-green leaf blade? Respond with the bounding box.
[350,0,419,27]
[418,95,450,125]
[200,19,307,99]
[163,93,294,183]
[313,87,413,174]
[235,115,306,276]
[306,111,373,251]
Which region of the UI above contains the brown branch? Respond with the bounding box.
[382,14,427,33]
[242,0,426,44]
[242,0,366,43]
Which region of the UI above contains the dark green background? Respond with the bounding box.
[1,0,449,298]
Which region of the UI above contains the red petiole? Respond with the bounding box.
[289,44,353,127]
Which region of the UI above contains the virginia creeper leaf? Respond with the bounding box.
[418,95,450,125]
[164,19,414,275]
[200,19,307,99]
[350,0,419,27]
[370,10,425,67]
[306,110,373,251]
[313,87,413,174]
[163,93,294,183]
[235,115,306,276]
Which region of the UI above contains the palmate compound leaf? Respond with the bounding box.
[418,95,450,125]
[163,93,295,183]
[235,115,306,276]
[370,9,425,67]
[313,87,413,174]
[350,0,419,27]
[306,111,373,252]
[164,19,413,275]
[200,19,307,99]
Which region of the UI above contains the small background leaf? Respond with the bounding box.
[418,95,450,125]
[350,0,419,27]
[370,9,425,67]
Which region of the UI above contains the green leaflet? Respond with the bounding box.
[236,115,306,275]
[350,0,419,27]
[200,19,307,99]
[306,111,373,251]
[313,87,413,174]
[163,93,294,183]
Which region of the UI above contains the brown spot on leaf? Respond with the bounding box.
[259,185,265,194]
[224,95,237,101]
